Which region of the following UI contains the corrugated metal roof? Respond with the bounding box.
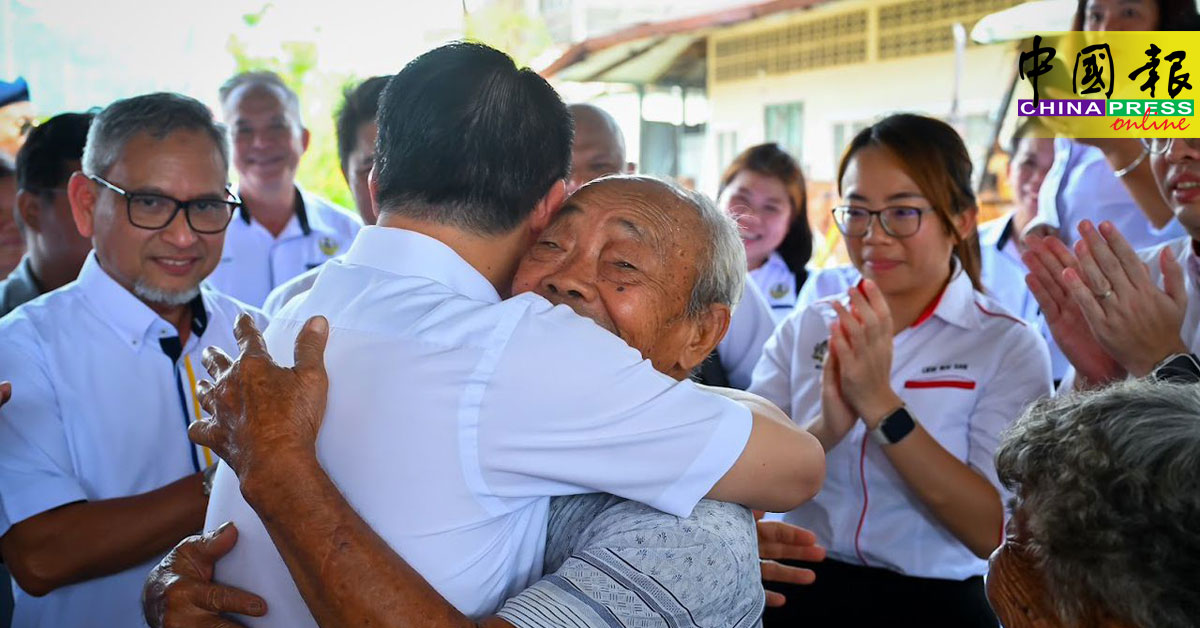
[540,0,832,87]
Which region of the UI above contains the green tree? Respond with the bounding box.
[463,0,552,67]
[225,4,354,209]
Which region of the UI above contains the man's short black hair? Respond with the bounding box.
[16,111,94,193]
[335,75,390,174]
[374,42,573,235]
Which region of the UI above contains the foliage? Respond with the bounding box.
[225,4,354,210]
[464,0,552,68]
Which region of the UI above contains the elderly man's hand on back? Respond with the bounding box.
[191,314,330,497]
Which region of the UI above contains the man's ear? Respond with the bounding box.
[15,190,41,235]
[530,179,567,235]
[66,172,97,239]
[299,126,311,154]
[677,303,732,374]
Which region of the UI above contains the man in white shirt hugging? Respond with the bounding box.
[144,42,824,628]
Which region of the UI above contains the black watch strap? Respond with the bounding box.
[870,406,916,445]
[1153,353,1200,384]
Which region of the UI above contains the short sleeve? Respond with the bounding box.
[968,326,1053,494]
[0,329,87,534]
[749,302,831,424]
[496,501,764,628]
[476,297,752,518]
[717,277,776,390]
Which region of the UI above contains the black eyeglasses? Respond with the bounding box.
[831,205,928,238]
[87,174,240,234]
[1140,138,1200,155]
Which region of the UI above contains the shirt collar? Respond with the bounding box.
[76,253,210,351]
[342,226,502,304]
[236,185,319,237]
[979,214,1015,252]
[914,259,979,331]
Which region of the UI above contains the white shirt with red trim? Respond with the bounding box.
[750,263,1052,580]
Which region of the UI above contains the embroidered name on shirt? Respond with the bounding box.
[921,363,969,373]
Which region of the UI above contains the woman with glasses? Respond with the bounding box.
[750,114,1052,626]
[716,143,814,322]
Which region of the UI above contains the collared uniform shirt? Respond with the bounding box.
[750,265,1052,580]
[1027,139,1184,248]
[204,186,361,307]
[750,252,798,323]
[0,254,266,628]
[0,255,43,319]
[261,261,323,315]
[714,277,777,390]
[978,215,1069,381]
[497,494,763,628]
[205,226,753,626]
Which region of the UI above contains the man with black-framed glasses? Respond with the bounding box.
[0,92,267,627]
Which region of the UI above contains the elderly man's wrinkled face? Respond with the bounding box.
[68,129,228,308]
[512,179,721,380]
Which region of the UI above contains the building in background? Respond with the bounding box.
[542,0,1040,263]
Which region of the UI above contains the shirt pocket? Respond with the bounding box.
[900,378,979,461]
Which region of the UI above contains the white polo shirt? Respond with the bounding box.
[0,254,266,628]
[750,264,1052,580]
[204,186,362,307]
[716,277,777,389]
[750,252,798,323]
[205,226,753,626]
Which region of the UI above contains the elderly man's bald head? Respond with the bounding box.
[567,103,632,194]
[512,176,744,380]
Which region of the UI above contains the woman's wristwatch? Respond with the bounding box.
[1151,353,1200,384]
[870,406,917,445]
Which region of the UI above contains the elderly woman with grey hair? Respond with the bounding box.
[988,378,1200,628]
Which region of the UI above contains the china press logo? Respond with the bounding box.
[1016,32,1196,137]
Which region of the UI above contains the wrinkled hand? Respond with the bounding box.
[755,515,825,607]
[143,523,267,628]
[191,315,330,483]
[0,381,10,408]
[1064,221,1188,377]
[1023,234,1125,387]
[829,280,901,427]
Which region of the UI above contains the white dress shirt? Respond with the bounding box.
[750,252,798,323]
[205,226,753,626]
[204,186,362,307]
[715,277,777,390]
[0,254,266,628]
[750,263,1052,580]
[269,269,778,388]
[1027,139,1184,248]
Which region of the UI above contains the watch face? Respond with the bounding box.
[880,407,916,444]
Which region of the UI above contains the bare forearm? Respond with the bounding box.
[241,454,508,628]
[882,425,1002,558]
[0,473,207,596]
[1104,141,1175,229]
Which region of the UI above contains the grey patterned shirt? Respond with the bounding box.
[496,494,764,628]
